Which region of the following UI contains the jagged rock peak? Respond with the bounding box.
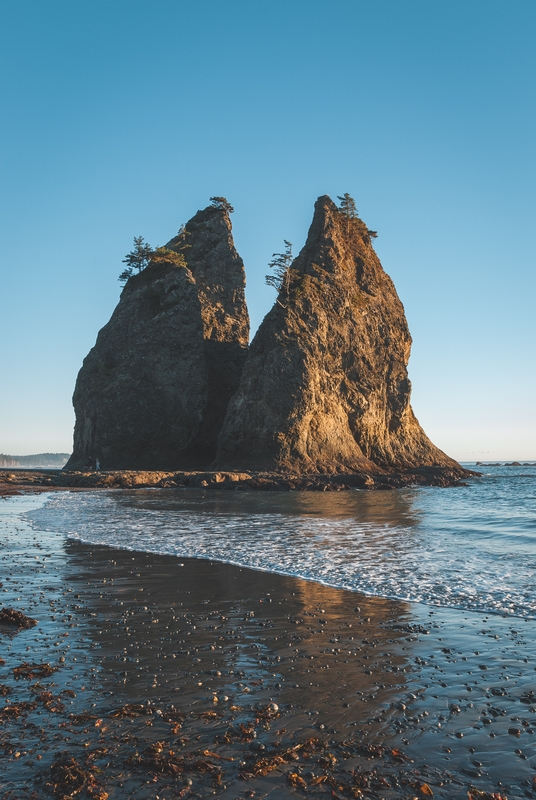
[166,202,249,345]
[165,200,250,466]
[65,257,208,471]
[216,194,459,474]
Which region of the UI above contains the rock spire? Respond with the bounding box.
[65,200,249,470]
[166,202,249,464]
[216,195,458,474]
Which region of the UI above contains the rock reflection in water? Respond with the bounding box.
[64,541,412,726]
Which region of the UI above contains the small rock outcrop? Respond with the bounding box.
[166,203,249,464]
[216,195,460,474]
[65,257,208,470]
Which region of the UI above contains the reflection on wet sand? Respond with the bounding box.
[65,543,412,722]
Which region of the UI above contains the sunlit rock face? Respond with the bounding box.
[166,204,249,465]
[65,259,207,471]
[216,195,459,474]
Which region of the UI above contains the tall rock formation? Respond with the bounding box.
[65,257,207,471]
[216,195,459,474]
[66,200,249,471]
[166,203,249,464]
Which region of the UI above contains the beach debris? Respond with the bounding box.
[358,742,384,759]
[0,606,37,629]
[0,700,37,719]
[110,702,153,718]
[0,682,12,695]
[129,741,223,782]
[46,753,108,799]
[318,752,338,769]
[66,711,99,726]
[35,690,65,713]
[325,766,393,796]
[242,738,328,779]
[202,749,234,761]
[416,783,434,796]
[252,701,280,720]
[467,788,509,800]
[392,623,431,635]
[287,771,307,789]
[13,661,58,679]
[200,709,222,720]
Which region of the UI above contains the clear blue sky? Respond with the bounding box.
[1,0,535,460]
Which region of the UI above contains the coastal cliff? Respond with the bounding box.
[216,195,459,474]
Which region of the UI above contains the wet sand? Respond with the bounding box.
[1,494,535,799]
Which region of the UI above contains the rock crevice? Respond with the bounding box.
[166,205,249,465]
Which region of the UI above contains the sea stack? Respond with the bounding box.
[65,255,207,471]
[66,199,249,471]
[166,200,249,464]
[216,195,459,474]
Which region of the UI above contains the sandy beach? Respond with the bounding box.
[1,492,535,799]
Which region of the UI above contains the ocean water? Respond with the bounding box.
[26,465,536,618]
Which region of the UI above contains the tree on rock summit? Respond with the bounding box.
[265,240,294,306]
[209,196,234,214]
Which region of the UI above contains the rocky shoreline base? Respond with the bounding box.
[0,494,534,799]
[0,465,476,497]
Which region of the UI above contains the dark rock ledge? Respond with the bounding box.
[0,465,478,496]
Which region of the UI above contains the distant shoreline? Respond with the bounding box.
[475,461,536,466]
[0,452,68,469]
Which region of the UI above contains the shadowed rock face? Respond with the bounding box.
[66,203,249,471]
[167,206,249,465]
[216,195,459,474]
[65,261,207,471]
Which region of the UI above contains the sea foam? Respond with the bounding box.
[26,467,536,618]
